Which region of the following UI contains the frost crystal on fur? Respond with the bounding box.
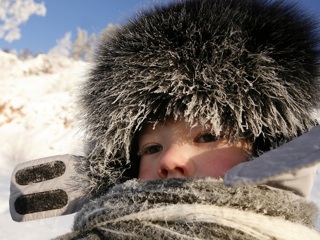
[78,0,320,196]
[56,179,320,239]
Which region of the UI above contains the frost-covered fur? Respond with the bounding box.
[78,0,320,196]
[56,178,320,239]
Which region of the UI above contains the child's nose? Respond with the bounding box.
[157,146,193,179]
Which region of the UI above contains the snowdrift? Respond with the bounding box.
[0,51,87,239]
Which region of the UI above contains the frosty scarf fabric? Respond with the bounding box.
[56,178,320,240]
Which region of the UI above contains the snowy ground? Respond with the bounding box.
[0,51,86,239]
[0,51,319,239]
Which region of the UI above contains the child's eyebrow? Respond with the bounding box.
[188,125,208,136]
[138,127,161,145]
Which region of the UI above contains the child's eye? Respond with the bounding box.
[138,144,163,156]
[195,132,218,143]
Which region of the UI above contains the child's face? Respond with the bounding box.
[138,120,251,180]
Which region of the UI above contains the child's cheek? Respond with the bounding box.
[194,147,249,178]
[138,159,159,181]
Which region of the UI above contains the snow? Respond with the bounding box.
[0,50,319,239]
[0,51,86,239]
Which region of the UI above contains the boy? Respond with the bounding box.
[10,0,320,239]
[76,0,319,198]
[137,119,252,180]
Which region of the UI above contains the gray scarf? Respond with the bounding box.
[56,178,319,240]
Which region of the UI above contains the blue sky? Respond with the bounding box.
[0,0,320,54]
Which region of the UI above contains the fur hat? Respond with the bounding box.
[78,0,320,197]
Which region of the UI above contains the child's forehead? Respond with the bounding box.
[137,120,208,147]
[138,118,250,144]
[139,119,210,135]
